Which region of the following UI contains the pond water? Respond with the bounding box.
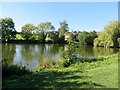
[0,43,119,70]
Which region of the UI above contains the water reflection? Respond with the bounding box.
[76,45,94,58]
[76,45,119,58]
[1,44,65,70]
[1,43,119,70]
[93,46,119,57]
[2,43,16,64]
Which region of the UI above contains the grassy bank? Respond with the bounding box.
[3,54,118,89]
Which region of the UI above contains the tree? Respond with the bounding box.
[58,20,69,37]
[0,18,16,42]
[94,21,120,47]
[21,24,36,40]
[77,31,88,45]
[77,31,97,45]
[47,31,59,43]
[37,22,55,42]
[58,20,69,43]
[61,39,77,67]
[85,31,98,45]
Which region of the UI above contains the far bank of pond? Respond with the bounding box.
[1,43,120,70]
[2,40,68,44]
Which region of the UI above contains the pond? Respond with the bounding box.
[0,43,119,70]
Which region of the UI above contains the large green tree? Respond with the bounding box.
[77,31,88,45]
[37,22,55,42]
[58,20,69,43]
[0,18,16,42]
[21,24,36,40]
[94,21,120,47]
[58,20,69,37]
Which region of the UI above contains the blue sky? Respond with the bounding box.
[1,2,118,32]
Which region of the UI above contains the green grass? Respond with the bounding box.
[3,54,118,89]
[83,63,118,88]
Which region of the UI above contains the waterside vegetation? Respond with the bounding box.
[1,18,120,48]
[2,53,118,89]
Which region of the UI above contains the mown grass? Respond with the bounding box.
[2,54,118,89]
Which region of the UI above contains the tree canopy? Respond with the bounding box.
[77,31,97,45]
[21,23,36,40]
[58,20,69,37]
[0,18,16,42]
[37,22,55,42]
[94,21,120,47]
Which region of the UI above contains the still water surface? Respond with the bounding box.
[1,43,119,70]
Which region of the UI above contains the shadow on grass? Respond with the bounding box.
[3,69,106,90]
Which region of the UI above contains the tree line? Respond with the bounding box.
[0,18,69,44]
[0,18,120,47]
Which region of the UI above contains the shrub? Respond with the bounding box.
[2,59,32,77]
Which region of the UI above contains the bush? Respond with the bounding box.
[2,59,32,77]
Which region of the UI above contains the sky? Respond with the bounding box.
[1,2,118,32]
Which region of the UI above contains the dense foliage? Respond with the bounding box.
[2,59,31,77]
[0,18,17,42]
[21,23,36,40]
[77,31,97,45]
[37,22,55,42]
[21,20,68,43]
[94,21,120,47]
[47,31,59,43]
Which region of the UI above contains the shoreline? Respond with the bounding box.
[1,40,68,44]
[1,40,120,48]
